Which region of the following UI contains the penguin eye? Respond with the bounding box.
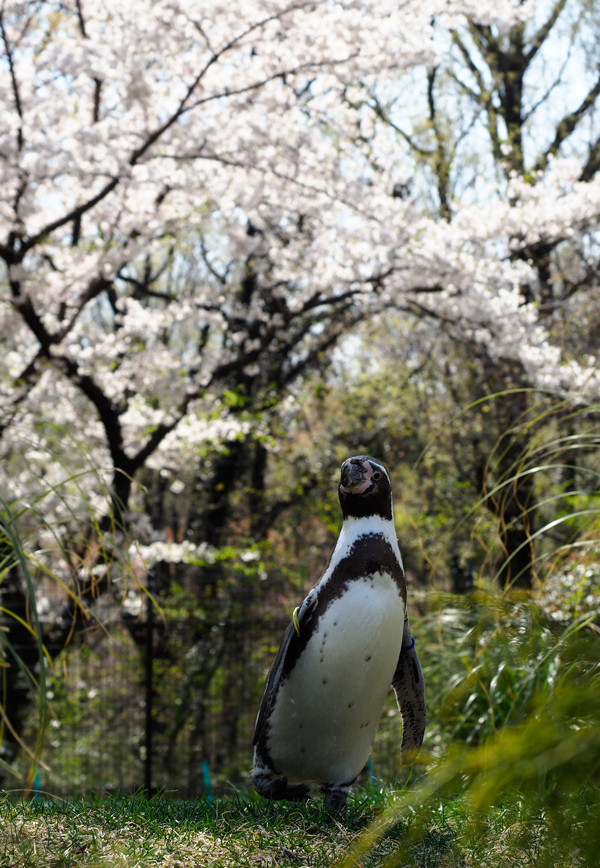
[372,472,381,480]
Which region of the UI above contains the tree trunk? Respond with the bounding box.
[475,358,536,590]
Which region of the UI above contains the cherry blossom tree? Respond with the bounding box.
[2,0,600,780]
[344,0,600,587]
[2,0,598,544]
[0,0,445,776]
[0,0,436,530]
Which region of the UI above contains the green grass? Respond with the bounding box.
[1,785,597,868]
[0,792,369,868]
[0,788,454,868]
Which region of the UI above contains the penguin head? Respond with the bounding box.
[338,456,393,520]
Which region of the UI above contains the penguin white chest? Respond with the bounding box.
[267,571,404,786]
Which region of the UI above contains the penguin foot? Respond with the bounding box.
[322,785,349,814]
[253,772,310,802]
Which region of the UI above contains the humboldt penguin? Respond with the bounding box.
[252,455,426,810]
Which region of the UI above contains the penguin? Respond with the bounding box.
[252,455,426,810]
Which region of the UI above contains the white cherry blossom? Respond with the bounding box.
[1,0,598,535]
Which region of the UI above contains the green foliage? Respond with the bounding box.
[0,438,135,794]
[272,330,599,589]
[431,594,584,743]
[0,499,49,791]
[346,591,600,868]
[19,629,146,795]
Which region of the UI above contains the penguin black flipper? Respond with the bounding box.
[392,616,426,764]
[252,595,318,802]
[252,619,295,750]
[253,591,318,748]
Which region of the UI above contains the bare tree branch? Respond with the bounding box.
[534,73,600,174]
[524,0,568,65]
[580,133,600,182]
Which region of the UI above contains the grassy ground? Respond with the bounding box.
[0,788,462,868]
[0,786,580,868]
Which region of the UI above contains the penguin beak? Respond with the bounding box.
[340,461,365,490]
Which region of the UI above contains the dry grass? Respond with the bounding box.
[1,781,597,868]
[0,794,372,868]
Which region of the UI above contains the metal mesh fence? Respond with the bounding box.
[12,593,406,799]
[18,603,272,799]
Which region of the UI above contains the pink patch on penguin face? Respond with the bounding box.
[340,459,374,494]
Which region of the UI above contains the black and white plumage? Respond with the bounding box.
[252,455,426,810]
